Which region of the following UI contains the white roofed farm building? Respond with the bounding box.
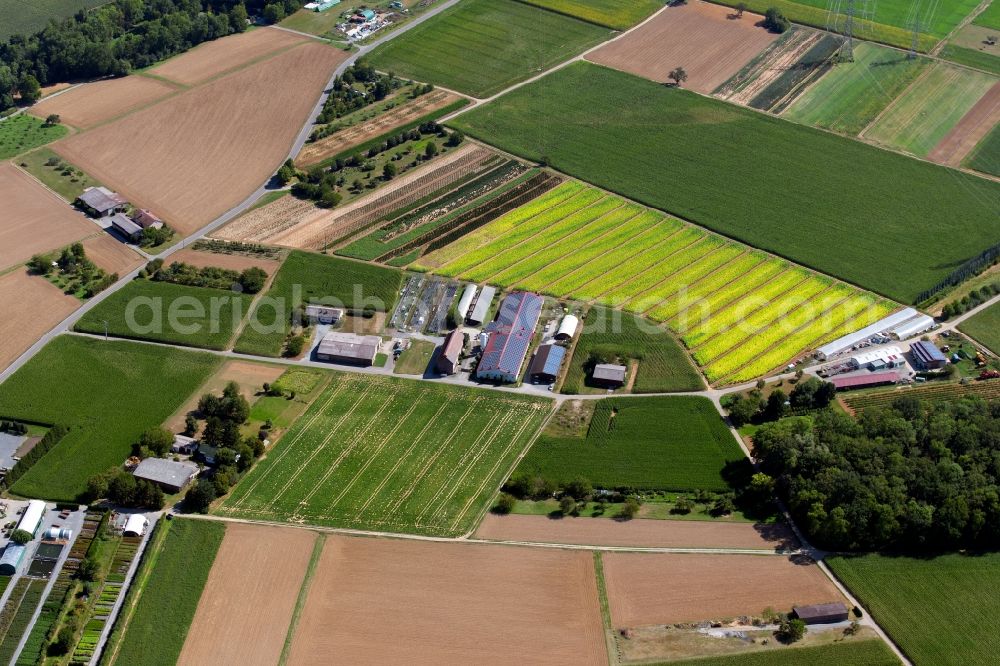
[315,331,381,366]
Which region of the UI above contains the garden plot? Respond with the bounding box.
[286,536,605,665]
[28,76,178,129]
[586,1,778,94]
[216,373,551,536]
[864,62,998,157]
[0,271,79,373]
[927,81,1000,166]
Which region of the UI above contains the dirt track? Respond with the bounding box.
[29,76,177,128]
[0,271,80,373]
[287,536,606,665]
[149,26,309,86]
[603,552,844,626]
[586,2,778,93]
[928,81,1000,165]
[177,523,315,666]
[0,162,95,271]
[55,42,348,236]
[81,235,144,275]
[474,514,798,550]
[168,247,282,274]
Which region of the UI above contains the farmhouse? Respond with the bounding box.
[316,331,381,365]
[133,457,199,493]
[830,371,899,391]
[436,328,464,375]
[109,213,143,242]
[172,434,198,455]
[528,343,565,384]
[476,291,543,383]
[815,308,918,360]
[122,514,149,537]
[848,346,905,371]
[131,209,164,230]
[555,314,579,341]
[456,284,477,321]
[792,602,849,625]
[77,186,127,218]
[305,305,344,325]
[592,363,627,387]
[467,286,496,325]
[910,340,947,370]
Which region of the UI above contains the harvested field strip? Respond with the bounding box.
[0,271,81,375]
[674,261,789,337]
[748,32,843,113]
[661,253,768,324]
[296,90,463,167]
[602,236,724,305]
[29,75,179,129]
[967,121,1000,177]
[715,28,818,105]
[415,180,587,270]
[631,245,748,317]
[928,81,1000,166]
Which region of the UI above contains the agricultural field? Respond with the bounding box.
[782,42,929,135]
[167,246,283,274]
[516,396,743,491]
[216,373,551,536]
[828,552,1000,665]
[0,335,220,501]
[54,39,348,235]
[864,62,998,157]
[102,519,225,666]
[958,300,1000,354]
[233,251,401,356]
[0,0,109,41]
[0,578,47,662]
[0,270,80,373]
[81,235,145,275]
[967,122,1000,176]
[451,61,1000,304]
[517,0,661,29]
[560,306,702,393]
[842,378,1000,412]
[366,0,613,98]
[74,280,254,350]
[665,640,900,666]
[586,2,779,94]
[29,76,178,129]
[14,147,100,201]
[285,536,605,665]
[0,161,95,271]
[928,82,1000,166]
[974,0,1000,30]
[941,23,1000,75]
[0,113,67,159]
[421,180,896,382]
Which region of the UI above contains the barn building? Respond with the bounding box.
[131,209,163,230]
[848,346,904,371]
[467,286,496,325]
[830,371,899,391]
[528,344,565,383]
[476,292,543,383]
[133,458,199,494]
[792,602,849,625]
[109,213,143,242]
[889,314,936,340]
[555,314,579,341]
[316,331,380,365]
[910,341,947,370]
[815,308,919,360]
[436,328,464,375]
[592,363,627,387]
[77,186,127,218]
[305,305,344,325]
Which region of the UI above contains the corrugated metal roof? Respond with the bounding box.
[793,602,848,620]
[816,308,917,358]
[457,284,477,319]
[317,332,380,361]
[78,186,125,212]
[593,363,626,382]
[133,458,198,488]
[830,371,899,389]
[529,344,565,377]
[468,286,496,324]
[110,213,142,236]
[440,328,463,363]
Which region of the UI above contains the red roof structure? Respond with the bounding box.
[830,371,899,390]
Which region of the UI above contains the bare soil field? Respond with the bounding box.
[148,26,309,86]
[0,162,95,271]
[178,523,315,666]
[39,82,72,98]
[29,76,178,129]
[296,89,463,167]
[169,247,282,274]
[586,2,778,93]
[54,42,348,236]
[287,536,606,665]
[164,359,284,431]
[474,514,798,551]
[81,234,144,275]
[214,194,328,244]
[928,81,1000,165]
[0,270,80,372]
[716,28,820,105]
[603,553,844,626]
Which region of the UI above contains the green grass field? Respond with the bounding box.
[828,553,1000,665]
[665,640,899,666]
[217,373,551,536]
[233,251,401,357]
[0,0,109,41]
[0,336,220,501]
[974,0,1000,30]
[561,306,703,393]
[958,299,1000,354]
[515,0,661,29]
[16,147,100,201]
[940,44,1000,76]
[0,114,67,160]
[966,121,1000,176]
[103,519,225,666]
[516,396,743,491]
[783,43,929,135]
[366,0,612,97]
[74,280,253,351]
[865,62,997,157]
[451,62,1000,304]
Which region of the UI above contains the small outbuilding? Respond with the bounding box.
[131,209,163,230]
[77,186,127,218]
[171,434,198,456]
[109,213,143,242]
[123,514,150,537]
[315,331,380,365]
[528,344,565,383]
[436,328,464,375]
[910,340,947,370]
[305,305,345,325]
[555,314,579,341]
[467,286,496,325]
[792,602,849,625]
[17,500,46,537]
[456,284,477,321]
[133,458,199,494]
[592,363,627,387]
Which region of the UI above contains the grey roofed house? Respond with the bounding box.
[305,305,344,324]
[592,363,627,385]
[792,602,850,625]
[467,286,496,325]
[171,434,198,455]
[316,331,381,365]
[77,186,127,216]
[132,457,199,493]
[109,213,143,241]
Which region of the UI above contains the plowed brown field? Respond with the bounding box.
[169,248,282,274]
[287,536,606,665]
[474,514,798,551]
[928,81,1000,166]
[0,270,79,372]
[296,89,463,167]
[29,76,178,129]
[148,26,309,86]
[81,235,144,275]
[0,163,95,271]
[177,523,315,666]
[603,552,844,626]
[586,1,778,93]
[54,42,348,236]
